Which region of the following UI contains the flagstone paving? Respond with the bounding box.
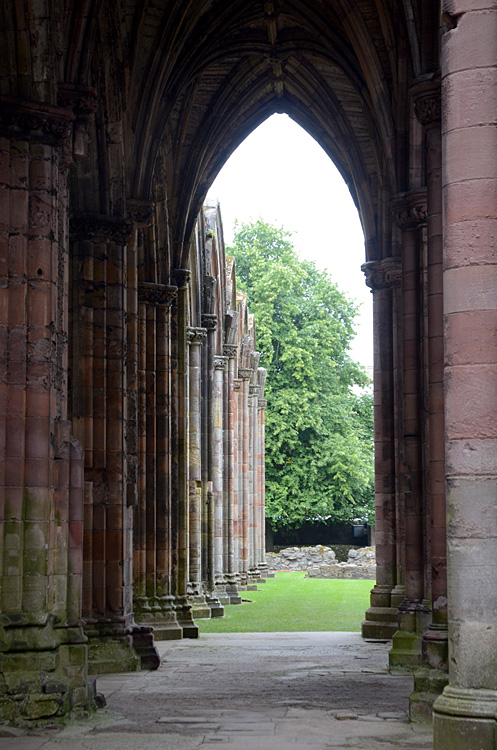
[0,633,433,749]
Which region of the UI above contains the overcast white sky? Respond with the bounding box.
[207,113,373,369]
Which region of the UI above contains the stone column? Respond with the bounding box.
[411,80,449,721]
[187,327,210,618]
[71,213,147,673]
[238,367,253,584]
[389,192,431,671]
[433,5,497,748]
[133,281,181,640]
[201,313,224,617]
[0,98,93,721]
[361,258,402,639]
[248,382,261,579]
[232,377,242,581]
[257,366,269,577]
[224,345,242,604]
[213,356,229,603]
[171,269,197,637]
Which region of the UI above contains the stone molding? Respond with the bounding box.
[138,282,177,306]
[186,326,207,345]
[0,96,74,143]
[391,190,427,229]
[239,367,253,381]
[70,214,134,244]
[214,356,229,371]
[201,313,218,331]
[223,344,238,359]
[362,258,402,290]
[57,84,98,122]
[127,199,155,226]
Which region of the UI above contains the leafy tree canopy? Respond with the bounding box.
[228,219,374,529]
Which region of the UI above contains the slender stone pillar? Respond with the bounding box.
[361,258,402,639]
[248,381,261,579]
[224,345,242,604]
[71,213,146,673]
[389,192,431,670]
[202,312,224,616]
[171,269,198,637]
[133,280,181,640]
[187,327,210,618]
[411,80,449,721]
[239,367,253,584]
[0,99,95,720]
[232,377,242,581]
[213,356,229,603]
[433,5,497,748]
[257,367,269,577]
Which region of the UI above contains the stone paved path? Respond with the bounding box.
[1,633,433,749]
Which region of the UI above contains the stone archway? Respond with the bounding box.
[1,3,497,747]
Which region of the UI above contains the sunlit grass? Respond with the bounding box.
[197,572,373,633]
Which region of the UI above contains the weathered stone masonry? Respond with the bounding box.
[1,3,497,748]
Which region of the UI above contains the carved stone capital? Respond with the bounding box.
[239,367,253,381]
[138,282,177,306]
[0,96,74,143]
[233,379,242,392]
[214,356,229,371]
[172,268,191,288]
[186,327,207,345]
[223,344,238,359]
[57,84,98,122]
[127,199,155,226]
[70,214,134,244]
[249,384,261,397]
[362,258,402,290]
[258,398,268,409]
[391,190,427,229]
[201,313,218,331]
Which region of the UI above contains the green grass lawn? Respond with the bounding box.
[197,572,373,633]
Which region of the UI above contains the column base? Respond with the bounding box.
[389,630,422,670]
[410,667,449,724]
[86,619,141,674]
[131,625,161,670]
[0,619,95,725]
[206,593,225,618]
[225,574,242,605]
[135,596,183,640]
[187,584,213,619]
[361,583,398,640]
[173,596,199,638]
[434,686,497,750]
[388,599,431,670]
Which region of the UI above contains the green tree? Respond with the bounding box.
[228,219,374,530]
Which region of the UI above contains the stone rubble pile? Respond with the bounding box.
[266,545,376,580]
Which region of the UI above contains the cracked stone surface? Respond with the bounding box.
[1,633,433,749]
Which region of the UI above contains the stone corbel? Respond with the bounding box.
[172,268,191,289]
[201,313,218,331]
[70,214,134,244]
[127,199,155,227]
[187,327,207,345]
[391,190,428,229]
[214,356,229,371]
[239,367,253,381]
[361,258,402,290]
[0,96,74,144]
[57,83,98,159]
[138,282,178,306]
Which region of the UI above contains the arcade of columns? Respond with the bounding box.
[1,2,497,748]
